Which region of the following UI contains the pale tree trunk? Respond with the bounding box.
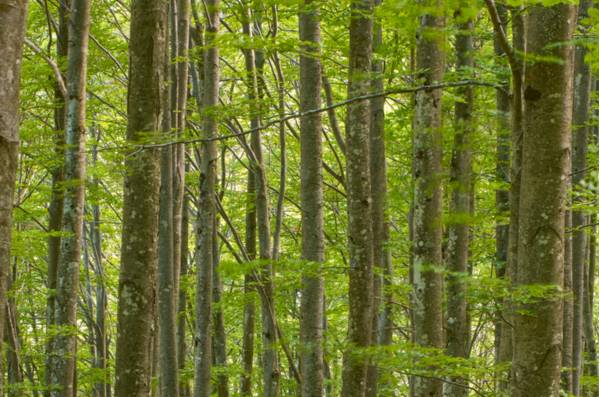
[48,0,91,395]
[298,0,325,396]
[571,2,592,395]
[0,4,28,396]
[114,0,167,395]
[444,9,473,397]
[241,3,280,395]
[366,0,392,393]
[193,0,220,395]
[511,4,575,396]
[492,4,510,385]
[45,3,68,394]
[411,2,444,396]
[341,1,374,396]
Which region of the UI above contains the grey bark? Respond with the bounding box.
[298,1,325,396]
[241,4,280,396]
[212,214,229,397]
[411,3,445,396]
[444,10,473,397]
[48,0,91,394]
[45,3,67,394]
[0,1,28,395]
[571,2,592,394]
[511,4,576,396]
[114,0,167,394]
[193,0,220,395]
[341,1,374,396]
[366,1,392,394]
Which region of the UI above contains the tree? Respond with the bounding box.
[114,0,167,395]
[0,1,28,395]
[298,0,325,396]
[411,2,445,396]
[511,3,576,396]
[47,0,91,395]
[341,1,374,396]
[444,6,473,397]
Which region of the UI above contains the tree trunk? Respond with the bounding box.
[114,0,167,395]
[341,1,374,396]
[241,171,257,397]
[571,2,592,395]
[212,216,229,397]
[48,0,91,394]
[178,189,190,397]
[492,4,511,389]
[411,2,445,396]
[0,2,27,396]
[45,3,68,394]
[298,1,325,396]
[193,0,220,395]
[241,4,280,396]
[366,0,392,393]
[511,4,575,396]
[444,10,473,397]
[583,215,597,392]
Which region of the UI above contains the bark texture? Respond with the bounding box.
[0,2,28,396]
[48,0,91,394]
[341,1,374,396]
[299,1,325,396]
[511,4,576,396]
[444,10,473,397]
[411,3,445,396]
[114,0,167,395]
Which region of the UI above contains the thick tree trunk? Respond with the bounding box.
[444,11,473,397]
[0,2,27,396]
[511,4,575,396]
[193,1,220,395]
[114,0,167,395]
[298,1,325,396]
[48,0,91,395]
[571,2,592,394]
[341,1,374,396]
[411,3,445,396]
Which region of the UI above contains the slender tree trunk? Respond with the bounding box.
[411,2,445,396]
[571,3,592,394]
[341,1,374,396]
[241,4,280,395]
[114,0,167,395]
[298,1,325,396]
[193,0,220,395]
[48,0,91,395]
[45,3,68,394]
[583,215,597,391]
[0,1,27,395]
[444,10,473,397]
[511,4,576,396]
[492,5,511,388]
[178,189,190,397]
[366,0,392,393]
[241,171,257,397]
[212,215,229,397]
